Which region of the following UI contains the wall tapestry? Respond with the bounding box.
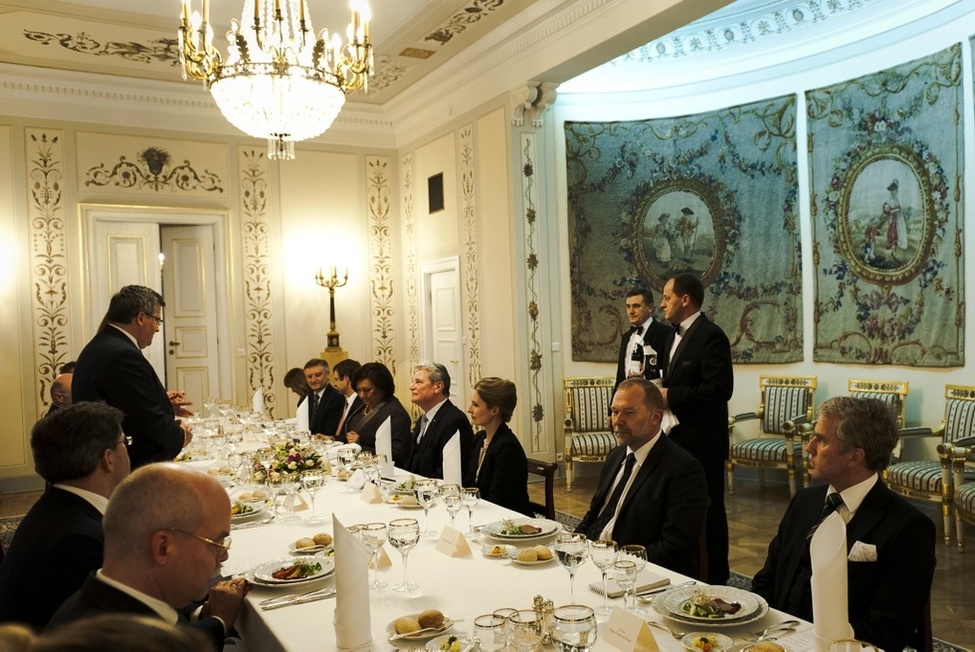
[565,95,801,364]
[807,44,963,366]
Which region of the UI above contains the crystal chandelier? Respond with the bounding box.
[178,0,373,160]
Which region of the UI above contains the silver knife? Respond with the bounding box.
[260,588,336,610]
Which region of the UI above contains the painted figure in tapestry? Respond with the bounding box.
[677,207,699,259]
[649,213,675,265]
[850,167,919,272]
[883,179,907,261]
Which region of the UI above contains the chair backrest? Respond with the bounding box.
[564,377,615,434]
[759,375,817,435]
[526,458,558,520]
[943,384,975,444]
[848,379,909,428]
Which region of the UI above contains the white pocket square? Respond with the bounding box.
[848,540,877,562]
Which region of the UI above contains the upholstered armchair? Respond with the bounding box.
[884,384,975,545]
[563,377,616,491]
[848,379,909,427]
[727,375,816,496]
[947,443,975,549]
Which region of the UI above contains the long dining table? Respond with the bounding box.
[218,466,814,651]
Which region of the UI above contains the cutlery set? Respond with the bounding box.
[258,586,337,610]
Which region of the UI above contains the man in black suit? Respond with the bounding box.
[615,287,671,392]
[48,463,249,650]
[576,378,708,577]
[752,397,936,651]
[659,273,734,585]
[406,363,474,480]
[0,402,130,629]
[304,358,345,437]
[331,358,363,439]
[72,285,191,468]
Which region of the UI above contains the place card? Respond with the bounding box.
[435,526,472,557]
[602,607,659,651]
[360,482,382,503]
[368,545,392,569]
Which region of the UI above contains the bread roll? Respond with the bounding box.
[516,548,538,562]
[295,537,316,549]
[313,533,333,546]
[746,643,785,652]
[394,616,421,634]
[417,609,444,629]
[533,545,553,560]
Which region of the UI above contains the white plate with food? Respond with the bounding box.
[681,631,734,651]
[387,494,422,508]
[288,533,334,555]
[655,587,767,626]
[425,634,473,650]
[230,502,264,523]
[508,545,555,565]
[386,610,456,642]
[252,555,334,585]
[481,543,515,559]
[481,518,561,540]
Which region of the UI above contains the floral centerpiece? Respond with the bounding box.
[252,442,324,483]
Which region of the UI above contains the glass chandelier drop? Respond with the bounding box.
[178,0,373,160]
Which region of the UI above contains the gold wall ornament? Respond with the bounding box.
[460,124,482,389]
[366,155,395,370]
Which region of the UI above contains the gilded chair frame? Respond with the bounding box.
[563,376,616,491]
[848,379,909,428]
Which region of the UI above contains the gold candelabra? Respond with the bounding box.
[315,266,348,352]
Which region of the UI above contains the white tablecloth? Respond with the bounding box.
[222,470,812,651]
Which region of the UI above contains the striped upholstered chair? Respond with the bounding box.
[727,375,816,496]
[563,377,616,491]
[885,384,975,545]
[947,444,975,549]
[848,379,908,427]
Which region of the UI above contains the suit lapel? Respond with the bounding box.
[665,315,705,380]
[618,437,664,513]
[845,481,889,552]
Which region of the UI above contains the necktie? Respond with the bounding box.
[806,492,844,542]
[335,401,349,436]
[309,393,319,423]
[588,453,636,539]
[416,415,429,443]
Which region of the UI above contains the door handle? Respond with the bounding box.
[168,340,180,355]
[168,341,181,347]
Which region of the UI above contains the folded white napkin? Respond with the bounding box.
[296,398,309,432]
[347,469,366,490]
[442,430,463,485]
[333,516,372,650]
[811,512,854,650]
[375,417,393,470]
[251,387,265,415]
[660,409,679,434]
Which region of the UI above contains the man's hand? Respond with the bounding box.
[201,578,250,628]
[346,431,359,444]
[168,390,195,417]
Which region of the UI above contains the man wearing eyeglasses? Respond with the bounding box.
[48,463,249,649]
[0,402,130,629]
[73,285,193,468]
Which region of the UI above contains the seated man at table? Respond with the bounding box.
[576,378,708,577]
[406,362,474,479]
[751,396,936,652]
[47,463,250,650]
[0,402,130,629]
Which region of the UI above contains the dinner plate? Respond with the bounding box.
[481,518,561,540]
[508,546,555,565]
[252,555,334,584]
[288,542,333,555]
[387,494,422,508]
[230,504,265,523]
[481,543,515,558]
[654,586,768,627]
[680,632,734,651]
[386,614,456,642]
[425,634,473,650]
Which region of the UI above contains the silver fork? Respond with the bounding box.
[747,619,801,640]
[646,621,685,640]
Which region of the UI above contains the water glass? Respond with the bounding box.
[554,532,590,604]
[300,470,326,524]
[492,608,517,649]
[588,539,618,615]
[551,605,597,652]
[462,487,480,535]
[509,610,543,652]
[278,472,301,522]
[415,480,440,538]
[388,518,420,592]
[444,494,463,529]
[620,544,647,615]
[360,522,388,589]
[612,560,638,611]
[473,614,507,651]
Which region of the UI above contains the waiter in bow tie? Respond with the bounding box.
[613,287,671,401]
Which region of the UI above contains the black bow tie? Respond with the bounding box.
[630,325,644,336]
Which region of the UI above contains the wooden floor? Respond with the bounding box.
[529,475,975,648]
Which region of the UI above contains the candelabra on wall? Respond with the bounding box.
[315,266,349,369]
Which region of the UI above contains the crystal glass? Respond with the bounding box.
[588,539,618,615]
[554,532,590,604]
[551,605,597,652]
[612,559,638,612]
[278,472,301,522]
[509,610,543,652]
[473,614,507,651]
[462,487,480,535]
[337,448,357,491]
[300,470,326,524]
[415,480,440,538]
[443,494,463,529]
[388,518,420,592]
[360,522,388,589]
[492,608,517,649]
[620,544,648,615]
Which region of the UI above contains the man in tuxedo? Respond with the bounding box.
[752,397,935,652]
[576,378,708,577]
[615,287,671,392]
[0,402,130,629]
[406,362,474,479]
[331,358,362,439]
[48,463,249,650]
[659,273,734,584]
[72,285,192,468]
[304,358,345,437]
[47,371,73,415]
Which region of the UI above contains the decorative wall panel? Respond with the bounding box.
[460,124,483,389]
[403,153,420,374]
[520,133,546,453]
[366,155,396,370]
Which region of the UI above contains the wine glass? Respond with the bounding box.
[492,607,517,650]
[387,518,420,592]
[554,532,590,604]
[612,559,638,612]
[443,494,462,530]
[278,472,301,522]
[551,605,597,652]
[360,522,388,589]
[473,614,507,651]
[509,610,543,652]
[337,448,357,491]
[620,544,648,615]
[589,539,618,615]
[462,487,480,535]
[300,470,326,524]
[415,480,440,538]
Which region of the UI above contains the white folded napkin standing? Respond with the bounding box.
[649,379,679,434]
[251,387,265,415]
[442,430,463,485]
[810,512,854,650]
[375,417,394,475]
[296,398,309,432]
[347,469,366,490]
[333,515,372,650]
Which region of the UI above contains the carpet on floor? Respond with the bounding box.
[553,513,968,652]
